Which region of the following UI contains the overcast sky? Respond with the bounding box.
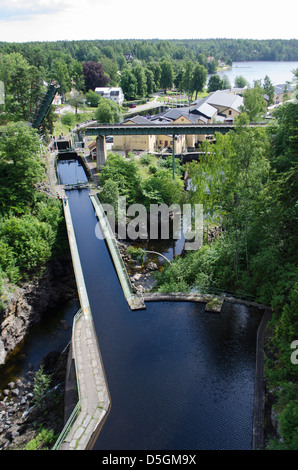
[0,0,297,43]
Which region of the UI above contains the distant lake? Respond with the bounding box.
[210,61,298,87]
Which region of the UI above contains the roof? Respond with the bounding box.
[95,87,123,94]
[123,115,152,125]
[206,90,243,111]
[190,102,218,119]
[274,84,295,94]
[154,107,207,124]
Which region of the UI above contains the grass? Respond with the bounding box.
[134,153,159,180]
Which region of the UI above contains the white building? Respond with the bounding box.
[94,87,124,105]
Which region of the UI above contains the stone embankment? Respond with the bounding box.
[0,255,76,365]
[0,377,35,449]
[0,349,68,450]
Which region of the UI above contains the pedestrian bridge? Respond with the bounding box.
[84,122,238,136]
[83,122,266,170]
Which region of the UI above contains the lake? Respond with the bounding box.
[212,61,298,86]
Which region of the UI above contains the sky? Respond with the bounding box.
[0,0,297,43]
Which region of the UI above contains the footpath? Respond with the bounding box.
[53,184,111,450]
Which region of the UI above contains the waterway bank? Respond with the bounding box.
[0,151,276,450]
[0,252,77,367]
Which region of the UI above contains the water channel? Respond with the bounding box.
[0,156,264,450]
[58,157,263,450]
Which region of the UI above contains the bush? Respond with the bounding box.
[33,366,51,409]
[25,426,56,450]
[140,154,153,165]
[127,246,145,265]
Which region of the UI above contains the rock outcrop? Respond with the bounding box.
[0,253,76,365]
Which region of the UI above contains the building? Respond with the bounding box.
[94,87,125,106]
[273,84,295,104]
[113,115,156,153]
[191,90,243,121]
[112,90,244,153]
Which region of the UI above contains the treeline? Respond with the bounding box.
[0,122,66,309]
[2,38,296,131]
[0,38,297,67]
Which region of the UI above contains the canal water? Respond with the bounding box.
[60,159,263,450]
[0,157,263,450]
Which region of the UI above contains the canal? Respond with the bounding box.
[59,158,263,450]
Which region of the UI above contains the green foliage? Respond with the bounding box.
[0,122,65,288]
[0,215,55,275]
[140,154,153,165]
[99,153,142,206]
[25,426,56,450]
[33,366,51,409]
[85,89,101,107]
[241,82,267,121]
[127,246,145,265]
[0,121,44,213]
[95,98,122,123]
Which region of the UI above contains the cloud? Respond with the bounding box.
[0,0,71,21]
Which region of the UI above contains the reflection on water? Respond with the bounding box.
[0,158,263,451]
[57,158,88,185]
[64,172,263,450]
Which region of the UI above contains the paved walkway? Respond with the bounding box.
[60,311,111,450]
[56,199,111,450]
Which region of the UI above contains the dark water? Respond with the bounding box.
[0,299,79,391]
[56,157,88,185]
[0,156,262,451]
[64,164,262,450]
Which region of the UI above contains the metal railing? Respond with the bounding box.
[52,308,83,450]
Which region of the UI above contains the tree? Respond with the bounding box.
[132,64,147,97]
[99,153,142,206]
[65,89,85,113]
[120,68,138,100]
[70,60,85,91]
[181,61,194,100]
[187,116,270,281]
[263,75,275,106]
[101,57,120,86]
[85,89,101,107]
[95,98,122,123]
[241,83,267,121]
[191,64,207,99]
[208,74,223,92]
[145,68,155,95]
[207,58,218,74]
[234,75,249,88]
[51,59,71,100]
[0,52,44,121]
[82,61,110,91]
[0,122,44,212]
[147,62,161,90]
[33,366,51,409]
[160,60,174,92]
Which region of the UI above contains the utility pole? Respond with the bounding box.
[172,133,175,180]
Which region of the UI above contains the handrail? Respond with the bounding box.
[52,308,83,450]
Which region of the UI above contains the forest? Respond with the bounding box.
[0,38,297,450]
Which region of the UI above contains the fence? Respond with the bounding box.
[52,308,83,450]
